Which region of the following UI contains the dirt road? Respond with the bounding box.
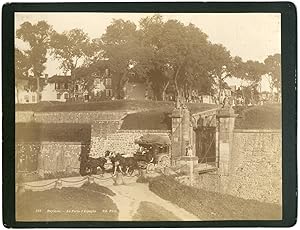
[107,182,199,221]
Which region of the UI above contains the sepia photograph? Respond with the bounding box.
[13,11,283,222]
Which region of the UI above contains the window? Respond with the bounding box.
[64,93,69,99]
[57,93,61,99]
[55,83,60,90]
[64,83,68,89]
[75,85,79,91]
[24,95,29,103]
[105,78,112,86]
[106,89,113,97]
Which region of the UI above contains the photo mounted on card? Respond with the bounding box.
[2,2,297,228]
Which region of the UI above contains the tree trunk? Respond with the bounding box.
[34,73,40,103]
[16,87,19,104]
[70,68,76,101]
[162,80,170,101]
[174,68,181,102]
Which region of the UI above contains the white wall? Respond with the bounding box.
[41,83,68,102]
[15,86,38,104]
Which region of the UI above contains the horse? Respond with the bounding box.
[105,151,139,176]
[86,156,107,175]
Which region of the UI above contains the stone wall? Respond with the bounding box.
[38,142,81,173]
[90,130,171,157]
[193,129,282,205]
[15,111,127,123]
[15,111,34,123]
[16,141,81,174]
[227,130,282,204]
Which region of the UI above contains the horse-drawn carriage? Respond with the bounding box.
[81,134,171,176]
[133,134,171,173]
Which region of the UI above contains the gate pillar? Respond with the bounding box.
[170,107,182,164]
[216,107,238,175]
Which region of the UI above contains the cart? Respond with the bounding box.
[134,134,171,173]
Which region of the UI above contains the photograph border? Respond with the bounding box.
[2,2,297,228]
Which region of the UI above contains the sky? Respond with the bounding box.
[15,12,281,91]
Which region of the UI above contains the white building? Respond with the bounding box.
[40,75,71,102]
[15,86,38,104]
[15,77,39,104]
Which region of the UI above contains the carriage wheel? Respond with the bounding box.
[146,163,155,174]
[128,168,136,177]
[158,155,170,168]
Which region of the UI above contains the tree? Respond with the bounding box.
[264,54,281,99]
[15,48,31,103]
[236,60,266,104]
[101,19,149,99]
[16,20,53,102]
[150,19,212,102]
[50,29,97,99]
[15,48,30,80]
[139,15,168,100]
[72,59,108,95]
[206,43,233,104]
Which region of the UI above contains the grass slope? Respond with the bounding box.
[235,104,281,129]
[16,100,217,114]
[16,183,118,221]
[149,175,282,220]
[132,201,180,221]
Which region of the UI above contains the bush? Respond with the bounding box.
[149,175,282,220]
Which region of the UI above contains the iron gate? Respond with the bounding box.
[195,126,216,164]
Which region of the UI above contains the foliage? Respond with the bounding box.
[50,29,96,74]
[264,53,281,93]
[239,60,266,84]
[15,48,30,80]
[15,16,280,103]
[50,29,100,98]
[100,19,150,99]
[16,21,53,96]
[139,16,214,101]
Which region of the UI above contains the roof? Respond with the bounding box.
[134,134,171,146]
[48,75,72,83]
